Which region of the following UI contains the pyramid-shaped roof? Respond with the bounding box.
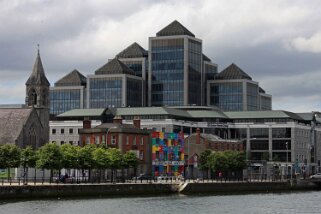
[203,54,211,62]
[95,58,135,75]
[215,63,252,80]
[156,20,195,37]
[54,69,87,87]
[116,42,148,59]
[26,50,50,86]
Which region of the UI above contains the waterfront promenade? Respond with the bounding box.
[0,177,320,199]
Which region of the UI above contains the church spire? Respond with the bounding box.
[26,45,50,86]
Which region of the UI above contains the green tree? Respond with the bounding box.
[106,148,123,182]
[93,147,110,182]
[123,151,139,178]
[61,144,78,170]
[20,146,37,184]
[0,144,21,181]
[199,149,212,179]
[78,144,96,182]
[36,143,63,183]
[210,152,229,175]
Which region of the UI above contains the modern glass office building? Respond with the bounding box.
[50,69,86,115]
[49,20,272,114]
[87,58,144,108]
[116,42,148,106]
[148,20,203,106]
[207,63,272,111]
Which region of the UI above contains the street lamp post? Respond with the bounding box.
[285,141,289,179]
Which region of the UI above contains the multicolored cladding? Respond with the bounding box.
[151,132,185,177]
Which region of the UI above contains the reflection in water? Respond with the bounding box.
[1,192,321,214]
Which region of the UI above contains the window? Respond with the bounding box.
[95,135,100,145]
[140,137,144,145]
[69,128,73,134]
[52,129,56,134]
[86,137,90,145]
[126,136,129,145]
[69,141,73,145]
[60,141,64,145]
[133,137,136,145]
[61,129,64,134]
[111,135,116,145]
[139,151,144,160]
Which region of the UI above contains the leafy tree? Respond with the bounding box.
[36,143,63,183]
[20,146,37,183]
[78,144,96,182]
[61,144,78,170]
[0,144,21,181]
[106,148,123,182]
[199,149,212,179]
[123,151,139,177]
[93,147,110,182]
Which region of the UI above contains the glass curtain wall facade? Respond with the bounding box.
[247,82,259,111]
[188,40,202,105]
[119,58,147,106]
[209,82,243,111]
[88,76,122,108]
[150,38,185,106]
[127,78,143,107]
[203,62,218,105]
[260,94,272,110]
[50,87,84,115]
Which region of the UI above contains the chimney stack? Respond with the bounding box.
[196,128,201,144]
[83,117,91,129]
[113,115,123,124]
[133,116,141,129]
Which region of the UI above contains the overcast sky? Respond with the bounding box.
[1,0,321,112]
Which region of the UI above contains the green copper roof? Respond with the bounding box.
[116,107,191,118]
[57,108,106,117]
[224,110,304,120]
[187,110,228,119]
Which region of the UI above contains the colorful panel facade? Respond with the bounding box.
[151,132,185,177]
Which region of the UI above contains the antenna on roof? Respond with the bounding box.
[37,44,40,54]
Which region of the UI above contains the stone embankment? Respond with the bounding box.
[0,179,320,199]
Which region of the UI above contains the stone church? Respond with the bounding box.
[0,49,50,148]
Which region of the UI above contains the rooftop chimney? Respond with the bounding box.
[133,116,141,129]
[196,128,201,144]
[113,115,123,124]
[83,117,91,129]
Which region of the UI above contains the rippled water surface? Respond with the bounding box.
[1,191,321,214]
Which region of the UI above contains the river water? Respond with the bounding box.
[1,191,320,214]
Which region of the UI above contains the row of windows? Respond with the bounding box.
[89,78,122,89]
[151,38,184,48]
[152,51,184,61]
[52,128,77,134]
[50,101,81,115]
[152,61,184,71]
[152,81,184,91]
[50,89,81,100]
[210,83,243,94]
[151,70,184,81]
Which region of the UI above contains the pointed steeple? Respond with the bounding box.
[26,46,50,86]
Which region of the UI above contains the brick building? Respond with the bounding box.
[78,117,151,176]
[184,128,243,178]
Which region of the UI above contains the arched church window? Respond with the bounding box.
[28,88,37,106]
[29,127,37,149]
